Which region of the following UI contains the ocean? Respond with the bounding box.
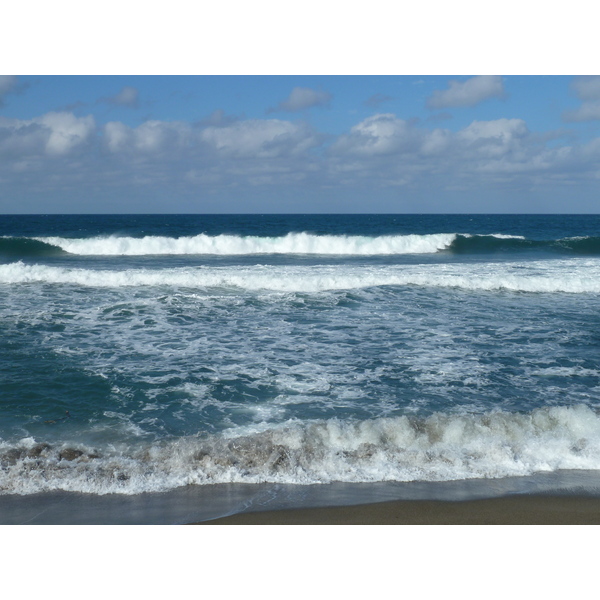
[2,213,600,523]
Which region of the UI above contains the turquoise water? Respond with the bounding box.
[2,214,600,496]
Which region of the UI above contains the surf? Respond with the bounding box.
[2,405,600,495]
[24,232,600,257]
[2,260,599,293]
[33,232,457,255]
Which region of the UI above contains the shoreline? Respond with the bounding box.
[2,470,600,524]
[199,494,600,525]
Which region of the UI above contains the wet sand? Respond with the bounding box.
[200,494,600,525]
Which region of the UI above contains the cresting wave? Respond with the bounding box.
[34,232,458,255]
[12,232,600,257]
[2,405,600,495]
[0,233,598,258]
[3,233,600,258]
[1,260,599,293]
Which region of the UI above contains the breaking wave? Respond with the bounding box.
[1,260,598,293]
[0,232,597,258]
[33,232,458,255]
[2,405,600,495]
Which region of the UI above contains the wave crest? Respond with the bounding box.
[2,405,600,495]
[1,261,598,293]
[2,233,599,258]
[34,232,457,256]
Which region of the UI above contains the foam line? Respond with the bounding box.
[1,261,599,293]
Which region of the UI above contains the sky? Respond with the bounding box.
[2,5,599,214]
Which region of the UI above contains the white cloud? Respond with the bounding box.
[100,86,140,108]
[0,112,95,158]
[103,120,192,154]
[200,119,320,158]
[333,115,530,162]
[268,87,332,113]
[426,75,505,109]
[327,113,588,191]
[563,76,600,122]
[331,114,421,156]
[458,118,528,157]
[38,112,96,156]
[103,117,320,161]
[563,103,600,122]
[2,107,600,206]
[103,121,130,152]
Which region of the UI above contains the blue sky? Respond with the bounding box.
[2,75,600,213]
[2,2,599,214]
[3,75,595,139]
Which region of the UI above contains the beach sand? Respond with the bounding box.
[199,495,600,525]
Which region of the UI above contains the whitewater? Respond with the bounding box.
[2,214,600,509]
[32,232,460,255]
[1,259,599,293]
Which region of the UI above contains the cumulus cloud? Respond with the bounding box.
[103,117,321,160]
[2,106,600,207]
[426,75,505,109]
[331,114,422,156]
[104,120,191,154]
[563,76,600,122]
[268,87,332,113]
[457,118,529,157]
[99,86,140,108]
[0,112,95,158]
[327,112,588,191]
[200,119,321,158]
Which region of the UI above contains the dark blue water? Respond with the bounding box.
[1,214,600,497]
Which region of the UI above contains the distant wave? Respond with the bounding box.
[2,405,600,494]
[2,261,598,293]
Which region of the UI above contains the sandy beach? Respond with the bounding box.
[200,494,600,525]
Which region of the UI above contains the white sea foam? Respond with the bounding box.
[2,405,600,495]
[2,260,599,293]
[483,233,526,240]
[34,233,458,255]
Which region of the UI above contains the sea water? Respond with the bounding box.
[1,214,600,520]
